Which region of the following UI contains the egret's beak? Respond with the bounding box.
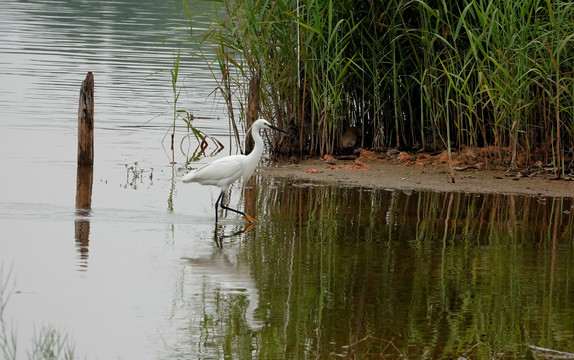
[269,124,287,134]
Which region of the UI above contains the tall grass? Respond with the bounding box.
[188,0,574,171]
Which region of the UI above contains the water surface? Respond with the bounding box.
[1,0,574,359]
[250,181,574,358]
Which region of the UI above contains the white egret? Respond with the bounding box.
[183,119,286,223]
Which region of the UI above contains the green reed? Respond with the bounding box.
[184,0,574,172]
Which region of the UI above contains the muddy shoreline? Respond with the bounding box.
[262,157,574,198]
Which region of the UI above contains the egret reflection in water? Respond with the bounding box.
[182,247,265,332]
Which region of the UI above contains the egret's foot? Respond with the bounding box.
[243,213,258,224]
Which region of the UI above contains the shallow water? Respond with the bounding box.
[251,181,574,358]
[1,0,574,359]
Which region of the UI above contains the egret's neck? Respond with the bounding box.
[247,128,264,160]
[240,127,265,181]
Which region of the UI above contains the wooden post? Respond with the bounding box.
[76,72,94,269]
[76,166,93,211]
[78,72,94,166]
[243,72,260,222]
[245,71,260,154]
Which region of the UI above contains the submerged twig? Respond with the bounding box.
[528,345,574,359]
[342,335,405,357]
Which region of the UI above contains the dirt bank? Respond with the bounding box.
[262,151,574,198]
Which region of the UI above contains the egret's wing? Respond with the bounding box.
[182,155,244,186]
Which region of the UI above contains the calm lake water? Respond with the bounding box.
[1,1,574,359]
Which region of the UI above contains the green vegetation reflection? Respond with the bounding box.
[189,181,574,359]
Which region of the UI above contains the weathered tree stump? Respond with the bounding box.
[78,72,94,166]
[245,71,260,154]
[75,166,93,211]
[75,72,94,268]
[243,72,260,220]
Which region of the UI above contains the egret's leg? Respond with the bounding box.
[218,190,258,223]
[214,190,225,224]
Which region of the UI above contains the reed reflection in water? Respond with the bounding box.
[176,178,574,359]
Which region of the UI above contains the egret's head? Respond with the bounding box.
[253,118,286,134]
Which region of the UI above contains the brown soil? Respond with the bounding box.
[263,149,574,198]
